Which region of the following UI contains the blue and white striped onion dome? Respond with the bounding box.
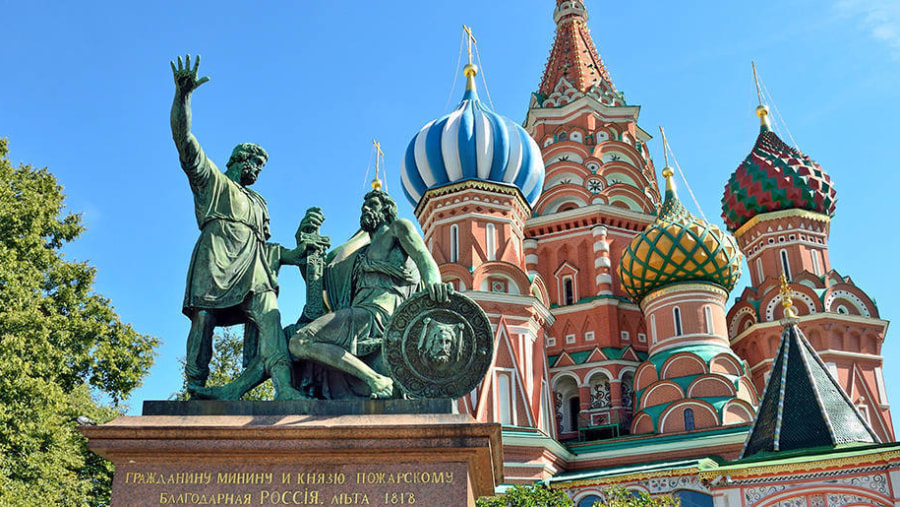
[401,74,545,208]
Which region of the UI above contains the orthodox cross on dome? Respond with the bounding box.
[752,61,763,106]
[752,61,772,130]
[658,126,675,194]
[461,24,480,90]
[463,24,477,67]
[372,139,385,191]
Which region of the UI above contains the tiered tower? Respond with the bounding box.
[618,161,757,436]
[721,101,894,442]
[402,31,562,481]
[522,0,660,440]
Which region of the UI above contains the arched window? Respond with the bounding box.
[566,396,580,432]
[811,249,821,275]
[485,223,496,261]
[621,373,634,410]
[650,315,657,344]
[497,373,512,425]
[780,249,791,280]
[577,496,602,507]
[756,257,763,282]
[673,490,713,507]
[563,276,575,305]
[449,224,459,263]
[704,305,714,335]
[673,307,683,336]
[684,408,695,431]
[589,375,611,409]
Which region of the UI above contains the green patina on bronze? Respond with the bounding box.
[170,54,490,402]
[288,189,464,400]
[169,54,309,401]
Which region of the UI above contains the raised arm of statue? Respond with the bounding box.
[393,218,452,303]
[170,54,211,175]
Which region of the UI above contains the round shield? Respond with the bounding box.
[382,291,493,399]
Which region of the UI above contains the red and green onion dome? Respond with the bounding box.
[619,168,743,303]
[721,105,837,232]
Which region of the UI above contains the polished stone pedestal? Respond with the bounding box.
[80,405,502,507]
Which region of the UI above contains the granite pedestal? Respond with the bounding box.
[80,400,502,507]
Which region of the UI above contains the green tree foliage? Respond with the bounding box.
[477,484,574,507]
[0,139,159,505]
[173,328,274,401]
[597,486,680,506]
[476,484,680,507]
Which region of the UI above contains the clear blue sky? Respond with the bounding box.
[3,1,900,420]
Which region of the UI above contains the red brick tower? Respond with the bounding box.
[721,101,894,442]
[619,161,757,437]
[401,32,562,481]
[523,0,660,441]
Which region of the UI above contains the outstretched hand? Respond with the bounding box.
[171,54,210,95]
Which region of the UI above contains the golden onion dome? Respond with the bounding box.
[618,167,743,303]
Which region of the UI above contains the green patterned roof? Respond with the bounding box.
[722,120,837,232]
[619,172,742,302]
[741,320,879,458]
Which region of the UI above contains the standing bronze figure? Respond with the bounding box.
[169,54,305,400]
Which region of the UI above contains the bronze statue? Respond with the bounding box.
[418,318,464,371]
[169,55,491,402]
[169,54,307,400]
[289,189,451,399]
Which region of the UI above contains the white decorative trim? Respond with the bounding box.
[729,306,758,338]
[764,290,817,321]
[825,289,871,317]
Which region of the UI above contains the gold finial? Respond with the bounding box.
[463,25,479,89]
[779,273,797,318]
[752,62,771,129]
[372,139,384,190]
[659,126,675,193]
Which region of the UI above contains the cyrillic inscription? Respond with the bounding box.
[113,464,463,506]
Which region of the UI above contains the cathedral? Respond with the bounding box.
[400,1,898,505]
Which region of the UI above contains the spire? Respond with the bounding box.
[752,62,772,132]
[656,127,689,223]
[740,310,879,458]
[538,0,616,98]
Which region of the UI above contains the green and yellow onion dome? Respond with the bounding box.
[619,168,743,303]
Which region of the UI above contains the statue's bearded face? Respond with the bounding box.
[238,154,266,186]
[360,197,386,232]
[426,327,456,365]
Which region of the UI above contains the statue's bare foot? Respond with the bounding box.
[368,375,394,399]
[188,382,242,400]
